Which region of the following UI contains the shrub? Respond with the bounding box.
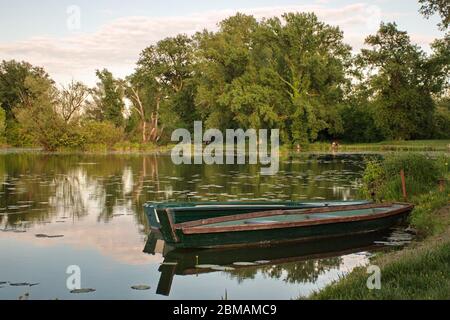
[359,159,385,200]
[15,101,85,151]
[5,119,35,147]
[361,153,444,201]
[360,153,449,235]
[0,108,5,143]
[81,121,124,149]
[112,141,161,152]
[432,100,450,139]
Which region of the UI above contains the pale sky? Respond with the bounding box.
[0,0,445,86]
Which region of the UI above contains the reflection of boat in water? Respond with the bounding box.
[143,230,174,256]
[144,229,394,296]
[144,200,372,230]
[156,203,413,249]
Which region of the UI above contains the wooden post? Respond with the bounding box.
[438,178,446,192]
[400,169,407,201]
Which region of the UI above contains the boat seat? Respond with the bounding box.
[244,220,278,225]
[312,214,339,218]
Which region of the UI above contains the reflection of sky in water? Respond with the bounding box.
[0,238,370,300]
[0,153,379,299]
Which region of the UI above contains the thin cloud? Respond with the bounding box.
[0,3,438,85]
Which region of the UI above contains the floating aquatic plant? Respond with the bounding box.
[131,285,151,290]
[70,288,96,294]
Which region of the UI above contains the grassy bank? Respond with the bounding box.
[310,153,450,299]
[304,140,450,152]
[86,142,176,153]
[3,142,178,154]
[311,205,450,299]
[2,139,449,154]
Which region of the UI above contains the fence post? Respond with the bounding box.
[400,169,407,201]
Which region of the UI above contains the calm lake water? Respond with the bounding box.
[0,152,409,300]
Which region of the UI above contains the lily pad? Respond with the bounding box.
[211,266,235,271]
[35,234,64,238]
[131,285,151,291]
[70,288,96,294]
[160,262,178,266]
[195,264,220,269]
[232,262,257,266]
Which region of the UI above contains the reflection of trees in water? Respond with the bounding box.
[50,169,99,220]
[0,153,367,233]
[225,257,342,284]
[0,154,160,232]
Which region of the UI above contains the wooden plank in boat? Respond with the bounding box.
[180,203,413,235]
[175,203,392,229]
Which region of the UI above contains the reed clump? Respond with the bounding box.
[360,153,449,236]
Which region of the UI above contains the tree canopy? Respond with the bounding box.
[419,0,450,30]
[0,8,449,151]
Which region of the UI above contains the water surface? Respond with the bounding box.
[0,153,407,299]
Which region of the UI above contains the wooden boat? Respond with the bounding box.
[144,200,372,230]
[157,202,414,249]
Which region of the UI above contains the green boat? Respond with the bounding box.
[157,202,413,249]
[144,200,372,230]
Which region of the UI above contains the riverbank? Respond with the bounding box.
[302,140,450,152]
[309,152,450,300]
[0,143,176,154]
[1,139,449,154]
[311,205,450,300]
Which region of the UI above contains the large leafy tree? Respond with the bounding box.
[137,34,197,135]
[90,69,125,127]
[56,80,90,124]
[433,96,450,138]
[194,13,351,145]
[194,14,258,130]
[428,34,450,91]
[13,73,83,151]
[138,34,194,93]
[357,23,448,140]
[419,0,449,30]
[215,15,288,135]
[258,13,351,144]
[123,72,162,143]
[0,60,54,144]
[0,60,53,117]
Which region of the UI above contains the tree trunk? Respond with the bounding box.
[153,96,160,142]
[142,120,148,143]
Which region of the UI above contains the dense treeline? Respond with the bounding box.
[0,7,449,151]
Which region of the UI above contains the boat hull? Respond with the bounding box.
[162,204,412,249]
